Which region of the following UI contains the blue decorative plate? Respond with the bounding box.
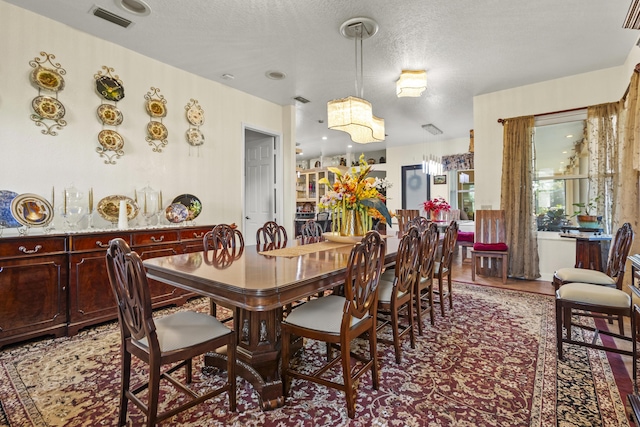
[165,203,188,224]
[0,190,20,228]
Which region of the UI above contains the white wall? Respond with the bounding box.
[385,137,469,232]
[0,2,294,234]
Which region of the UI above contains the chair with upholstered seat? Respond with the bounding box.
[415,222,439,333]
[256,220,288,250]
[300,219,325,244]
[553,222,633,334]
[434,221,458,316]
[556,282,634,359]
[377,226,421,363]
[106,238,236,426]
[204,224,245,320]
[281,231,386,419]
[553,222,633,291]
[395,209,420,237]
[470,210,509,284]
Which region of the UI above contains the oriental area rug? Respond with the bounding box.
[0,283,631,426]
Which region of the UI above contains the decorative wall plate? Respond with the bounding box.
[95,75,125,101]
[96,195,139,223]
[10,193,54,227]
[0,190,21,228]
[185,128,204,146]
[147,121,168,140]
[96,104,123,126]
[186,104,204,126]
[98,129,125,151]
[146,99,167,118]
[172,194,202,220]
[30,67,65,92]
[32,96,65,120]
[165,203,189,223]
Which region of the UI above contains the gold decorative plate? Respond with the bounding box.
[147,121,168,140]
[30,67,65,92]
[98,129,125,151]
[96,195,139,223]
[96,104,123,126]
[186,105,204,126]
[10,193,54,227]
[146,99,167,118]
[32,96,66,120]
[186,128,204,146]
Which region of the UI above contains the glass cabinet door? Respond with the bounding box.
[457,170,474,220]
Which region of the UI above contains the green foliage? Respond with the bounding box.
[571,195,601,217]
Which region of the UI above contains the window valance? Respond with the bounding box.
[442,152,474,171]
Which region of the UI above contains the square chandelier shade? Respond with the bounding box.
[396,70,427,97]
[327,96,385,143]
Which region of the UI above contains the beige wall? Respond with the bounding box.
[0,2,294,234]
[472,51,637,209]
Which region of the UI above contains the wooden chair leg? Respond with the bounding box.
[556,298,564,360]
[118,350,131,427]
[502,254,508,284]
[471,254,477,281]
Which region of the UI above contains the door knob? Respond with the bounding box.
[245,216,250,220]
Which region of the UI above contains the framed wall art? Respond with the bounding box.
[434,174,447,185]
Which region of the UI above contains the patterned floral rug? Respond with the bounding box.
[0,283,630,426]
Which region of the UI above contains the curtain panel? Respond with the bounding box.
[500,116,540,280]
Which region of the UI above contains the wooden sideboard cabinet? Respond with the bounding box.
[0,235,68,348]
[67,225,211,336]
[0,225,213,348]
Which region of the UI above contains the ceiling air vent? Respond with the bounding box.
[422,123,443,135]
[624,0,640,29]
[93,7,132,28]
[294,96,310,104]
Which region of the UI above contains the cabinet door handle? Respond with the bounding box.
[95,241,109,248]
[151,236,165,242]
[193,232,204,238]
[19,245,42,254]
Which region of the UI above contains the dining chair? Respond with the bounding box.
[407,215,430,233]
[300,219,325,244]
[281,231,386,419]
[556,281,634,360]
[316,211,331,232]
[434,220,459,316]
[553,222,633,291]
[553,222,633,334]
[256,220,288,250]
[415,222,439,334]
[469,210,509,284]
[395,209,420,237]
[377,226,421,363]
[106,238,236,426]
[204,224,245,321]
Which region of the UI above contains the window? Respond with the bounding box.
[533,111,588,231]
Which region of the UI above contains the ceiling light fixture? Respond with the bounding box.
[396,70,427,97]
[327,17,384,144]
[422,123,443,135]
[113,0,151,16]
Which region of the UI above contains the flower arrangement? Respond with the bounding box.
[422,197,451,215]
[319,154,393,236]
[373,177,393,192]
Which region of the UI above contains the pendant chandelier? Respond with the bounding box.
[396,70,427,97]
[327,17,384,144]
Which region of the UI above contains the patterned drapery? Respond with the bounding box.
[442,153,474,171]
[500,116,540,280]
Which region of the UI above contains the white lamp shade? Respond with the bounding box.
[327,96,385,143]
[396,70,427,97]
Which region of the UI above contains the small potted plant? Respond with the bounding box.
[571,195,601,228]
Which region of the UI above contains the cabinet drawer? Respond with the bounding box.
[179,226,212,242]
[0,236,66,258]
[69,233,131,252]
[133,230,179,246]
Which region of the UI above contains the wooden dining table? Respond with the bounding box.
[143,235,400,410]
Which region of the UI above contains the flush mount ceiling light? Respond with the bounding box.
[327,17,384,144]
[266,70,286,80]
[422,123,443,135]
[396,70,427,97]
[114,0,151,16]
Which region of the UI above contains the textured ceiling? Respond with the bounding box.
[7,0,638,160]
